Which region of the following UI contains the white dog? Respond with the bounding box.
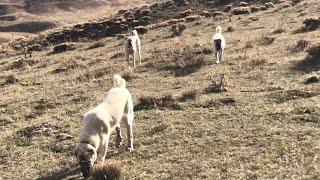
[74,75,134,178]
[212,26,226,64]
[124,30,142,67]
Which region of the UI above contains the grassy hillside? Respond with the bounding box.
[0,0,319,179]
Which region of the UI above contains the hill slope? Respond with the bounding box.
[0,0,319,179]
[0,0,158,43]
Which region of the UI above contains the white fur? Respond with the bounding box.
[212,26,226,64]
[124,30,142,67]
[75,75,134,176]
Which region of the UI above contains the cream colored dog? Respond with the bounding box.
[74,75,134,177]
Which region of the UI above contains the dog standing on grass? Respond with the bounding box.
[212,26,226,64]
[124,30,142,67]
[74,75,134,178]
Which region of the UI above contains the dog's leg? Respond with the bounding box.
[125,114,134,152]
[215,50,219,64]
[97,133,110,162]
[138,43,142,65]
[133,52,136,68]
[115,126,123,148]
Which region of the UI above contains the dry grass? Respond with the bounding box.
[0,0,320,179]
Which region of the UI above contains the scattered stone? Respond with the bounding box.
[231,7,251,15]
[265,2,275,8]
[239,2,250,7]
[250,5,261,13]
[224,5,233,12]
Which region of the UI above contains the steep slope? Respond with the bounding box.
[0,0,320,179]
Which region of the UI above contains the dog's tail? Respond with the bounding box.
[216,26,222,34]
[113,74,126,88]
[132,30,139,37]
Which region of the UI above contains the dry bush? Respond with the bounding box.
[204,74,228,93]
[245,41,254,49]
[179,90,198,102]
[196,98,236,108]
[273,28,285,34]
[10,58,41,70]
[134,95,182,111]
[0,116,13,127]
[2,74,19,85]
[259,36,275,46]
[164,46,206,77]
[291,39,309,53]
[170,23,186,37]
[86,41,105,50]
[91,160,121,180]
[268,90,318,103]
[227,26,235,32]
[52,43,76,54]
[17,122,60,138]
[110,52,125,59]
[249,58,267,68]
[52,60,86,74]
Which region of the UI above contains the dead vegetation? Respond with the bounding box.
[92,160,122,180]
[134,95,182,111]
[2,74,19,86]
[204,74,228,93]
[52,60,86,74]
[268,90,318,103]
[170,23,187,37]
[150,46,207,77]
[196,97,236,108]
[291,39,309,53]
[17,122,60,138]
[86,41,105,50]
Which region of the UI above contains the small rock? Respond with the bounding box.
[231,7,251,15]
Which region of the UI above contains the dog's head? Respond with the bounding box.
[74,143,97,178]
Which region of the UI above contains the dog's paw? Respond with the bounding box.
[127,147,134,152]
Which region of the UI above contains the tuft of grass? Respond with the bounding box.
[2,74,19,85]
[86,41,105,50]
[268,90,318,103]
[92,160,121,180]
[179,90,198,102]
[204,74,228,93]
[196,98,236,108]
[259,36,275,46]
[135,95,182,111]
[170,23,186,37]
[291,39,309,53]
